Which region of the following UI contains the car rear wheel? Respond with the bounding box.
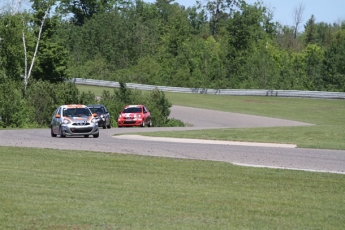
[148,119,152,127]
[107,120,111,129]
[51,126,57,137]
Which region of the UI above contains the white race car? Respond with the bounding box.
[50,104,99,138]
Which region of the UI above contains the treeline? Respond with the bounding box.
[1,0,345,91]
[0,0,345,128]
[1,0,345,90]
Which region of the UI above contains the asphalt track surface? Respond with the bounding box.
[1,105,344,174]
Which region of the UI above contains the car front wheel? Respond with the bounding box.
[60,126,66,138]
[93,133,99,138]
[51,126,57,137]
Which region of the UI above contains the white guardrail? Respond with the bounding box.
[72,78,345,99]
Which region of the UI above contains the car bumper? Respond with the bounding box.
[61,123,99,136]
[118,119,144,127]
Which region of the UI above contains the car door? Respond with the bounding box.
[143,106,150,123]
[52,107,61,133]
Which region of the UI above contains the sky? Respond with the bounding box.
[147,0,345,26]
[1,0,344,26]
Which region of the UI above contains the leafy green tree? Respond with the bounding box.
[56,0,128,26]
[27,6,70,83]
[145,88,172,127]
[322,29,345,91]
[200,0,241,38]
[303,44,324,90]
[186,5,207,35]
[226,1,275,87]
[130,56,162,85]
[32,41,69,83]
[304,14,317,45]
[0,13,26,81]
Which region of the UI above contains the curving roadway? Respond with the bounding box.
[0,105,344,174]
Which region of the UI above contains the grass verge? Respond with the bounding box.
[1,146,345,229]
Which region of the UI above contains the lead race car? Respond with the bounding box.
[50,104,99,138]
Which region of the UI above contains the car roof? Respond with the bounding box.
[126,104,144,108]
[87,104,105,107]
[61,104,87,109]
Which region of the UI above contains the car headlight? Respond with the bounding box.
[100,114,104,118]
[91,118,97,123]
[62,119,71,124]
[62,119,71,125]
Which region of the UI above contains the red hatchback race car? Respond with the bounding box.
[117,105,152,127]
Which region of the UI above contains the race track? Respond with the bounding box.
[0,105,344,174]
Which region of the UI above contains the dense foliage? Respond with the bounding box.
[0,79,174,128]
[0,0,344,128]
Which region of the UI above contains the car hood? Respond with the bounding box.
[120,113,142,118]
[64,116,92,123]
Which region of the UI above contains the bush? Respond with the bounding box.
[0,80,27,128]
[164,118,186,127]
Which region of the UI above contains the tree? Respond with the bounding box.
[304,14,317,45]
[292,3,304,39]
[322,29,345,91]
[0,13,25,81]
[200,0,241,38]
[57,0,129,26]
[22,0,57,89]
[303,44,324,90]
[226,1,275,85]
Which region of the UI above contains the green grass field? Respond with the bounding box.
[77,85,345,150]
[1,85,344,229]
[1,147,344,229]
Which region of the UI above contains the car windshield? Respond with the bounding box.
[123,107,142,113]
[63,108,91,117]
[89,107,104,114]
